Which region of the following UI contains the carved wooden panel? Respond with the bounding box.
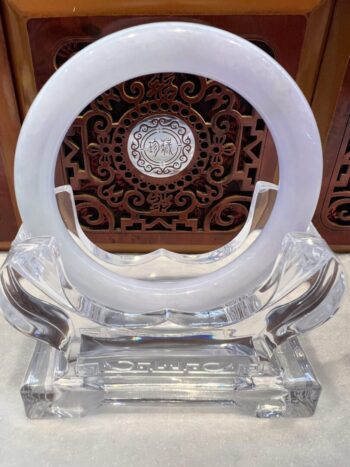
[59,71,272,243]
[313,60,350,248]
[27,15,306,93]
[0,17,20,248]
[311,0,350,250]
[0,0,334,251]
[0,155,18,244]
[26,15,313,252]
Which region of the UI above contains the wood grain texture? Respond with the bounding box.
[0,0,335,252]
[0,16,20,248]
[27,15,305,252]
[2,1,331,116]
[312,0,350,250]
[2,0,327,17]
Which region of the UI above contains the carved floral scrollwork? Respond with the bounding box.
[57,64,271,242]
[321,117,350,230]
[203,196,251,232]
[328,196,350,225]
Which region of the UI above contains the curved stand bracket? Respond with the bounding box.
[0,184,346,418]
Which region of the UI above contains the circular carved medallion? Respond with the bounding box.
[127,115,195,178]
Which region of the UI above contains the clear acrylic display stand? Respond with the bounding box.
[0,183,345,418]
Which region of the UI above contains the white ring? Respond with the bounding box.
[15,22,322,313]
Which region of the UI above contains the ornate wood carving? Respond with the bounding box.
[0,17,20,247]
[0,155,18,244]
[58,68,274,246]
[311,0,350,250]
[322,119,350,230]
[313,59,350,248]
[25,14,315,251]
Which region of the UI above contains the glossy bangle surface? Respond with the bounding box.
[14,22,322,312]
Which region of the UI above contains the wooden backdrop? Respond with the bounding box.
[1,0,349,252]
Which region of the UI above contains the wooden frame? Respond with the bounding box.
[0,0,335,252]
[312,0,350,251]
[0,15,20,249]
[2,0,333,116]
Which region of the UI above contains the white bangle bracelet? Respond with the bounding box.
[14,22,322,313]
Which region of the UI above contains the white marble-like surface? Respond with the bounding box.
[0,252,349,467]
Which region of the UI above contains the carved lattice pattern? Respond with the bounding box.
[322,116,350,229]
[54,40,276,250]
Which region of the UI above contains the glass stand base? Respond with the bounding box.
[21,335,320,419]
[1,184,344,419]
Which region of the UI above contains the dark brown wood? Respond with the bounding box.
[313,60,350,249]
[0,0,334,252]
[3,0,330,115]
[25,14,310,252]
[27,15,306,91]
[0,155,18,243]
[57,71,278,251]
[0,16,20,247]
[312,0,350,251]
